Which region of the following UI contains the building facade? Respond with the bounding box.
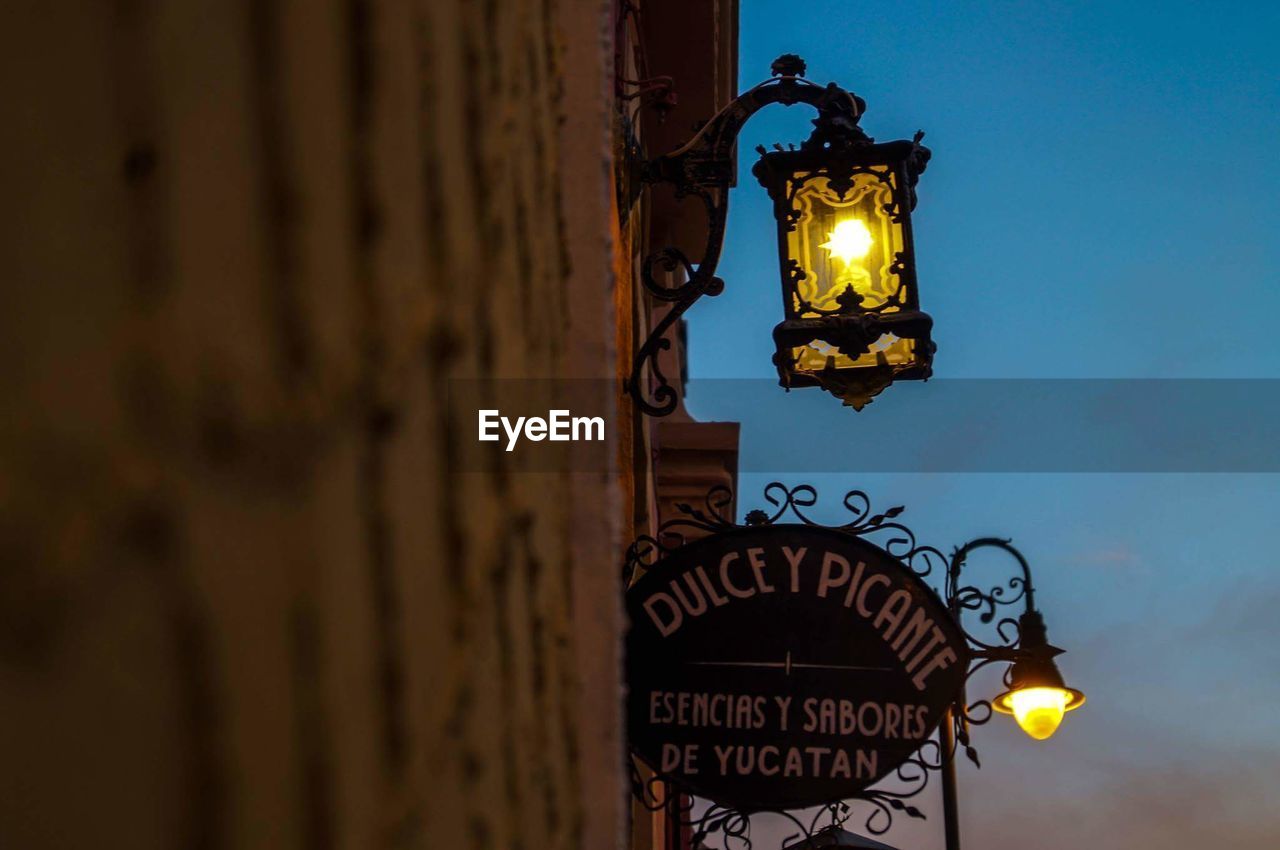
[2,2,736,849]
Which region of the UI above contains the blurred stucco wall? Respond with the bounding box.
[0,1,623,848]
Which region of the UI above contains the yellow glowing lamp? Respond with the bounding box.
[993,655,1085,741]
[951,541,1086,743]
[752,131,934,411]
[820,219,874,264]
[999,686,1078,740]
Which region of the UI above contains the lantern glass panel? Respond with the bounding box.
[786,171,914,374]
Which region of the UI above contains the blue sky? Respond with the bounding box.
[683,2,1280,847]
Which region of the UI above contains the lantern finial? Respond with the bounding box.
[771,54,807,78]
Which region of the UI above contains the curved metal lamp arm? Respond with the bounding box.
[948,537,1038,662]
[945,536,1038,772]
[626,55,870,416]
[949,537,1036,612]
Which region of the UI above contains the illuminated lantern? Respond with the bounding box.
[753,116,933,410]
[992,610,1086,740]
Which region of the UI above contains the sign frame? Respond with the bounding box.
[624,483,1026,844]
[627,523,969,811]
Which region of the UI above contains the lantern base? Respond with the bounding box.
[811,366,897,411]
[772,311,934,410]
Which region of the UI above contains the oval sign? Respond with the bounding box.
[626,524,968,811]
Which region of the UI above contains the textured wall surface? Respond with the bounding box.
[0,1,623,848]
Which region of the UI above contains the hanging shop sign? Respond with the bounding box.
[626,524,969,811]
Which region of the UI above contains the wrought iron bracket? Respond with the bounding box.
[624,55,873,416]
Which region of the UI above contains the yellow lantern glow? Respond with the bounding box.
[951,543,1087,745]
[820,218,874,265]
[993,665,1085,741]
[1007,687,1072,740]
[753,136,934,410]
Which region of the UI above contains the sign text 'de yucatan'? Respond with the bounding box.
[626,525,968,811]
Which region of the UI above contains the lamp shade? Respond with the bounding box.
[992,610,1086,740]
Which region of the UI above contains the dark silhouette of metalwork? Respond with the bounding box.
[625,483,1082,849]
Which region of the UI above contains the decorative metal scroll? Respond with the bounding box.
[624,483,1042,848]
[625,56,872,417]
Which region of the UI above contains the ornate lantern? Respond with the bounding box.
[626,55,936,416]
[753,104,933,410]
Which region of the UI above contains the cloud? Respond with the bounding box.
[1068,544,1145,572]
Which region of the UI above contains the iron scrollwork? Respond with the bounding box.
[624,483,1054,847]
[625,57,873,417]
[944,536,1058,757]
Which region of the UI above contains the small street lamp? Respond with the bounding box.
[950,537,1086,741]
[991,607,1087,740]
[941,537,1087,850]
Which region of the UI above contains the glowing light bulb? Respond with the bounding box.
[820,219,873,264]
[1009,687,1072,740]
